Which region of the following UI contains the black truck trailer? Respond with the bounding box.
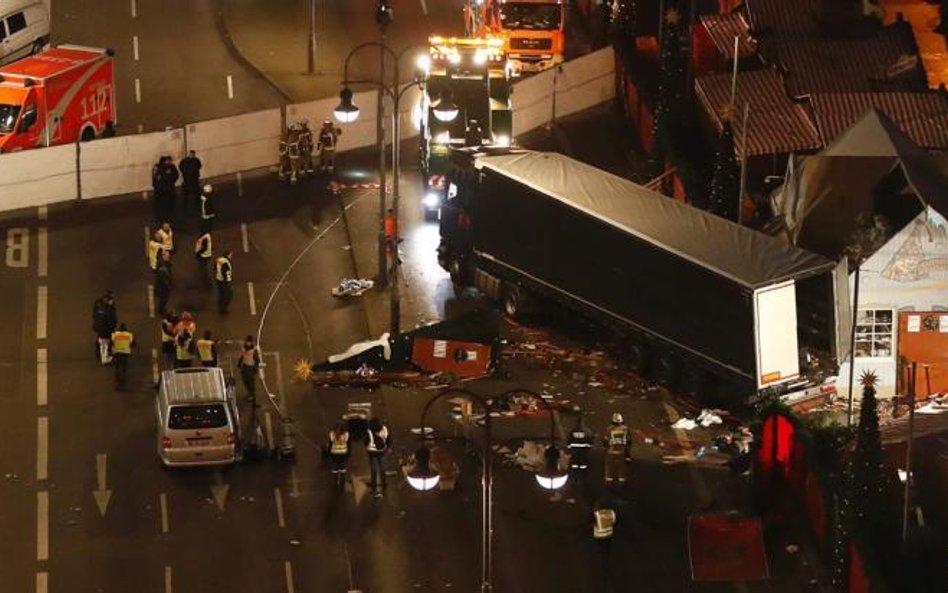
[438,149,849,403]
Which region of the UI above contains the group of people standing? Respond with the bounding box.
[278,120,341,184]
[327,417,391,499]
[91,291,135,391]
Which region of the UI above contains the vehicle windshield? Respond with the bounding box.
[0,104,21,134]
[499,3,562,31]
[169,404,228,430]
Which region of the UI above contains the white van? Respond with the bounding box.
[155,367,242,468]
[0,1,49,66]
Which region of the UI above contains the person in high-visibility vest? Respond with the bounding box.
[176,311,197,339]
[196,330,218,367]
[160,310,178,368]
[298,120,314,175]
[174,329,194,368]
[568,411,593,471]
[147,232,163,273]
[194,230,213,286]
[604,412,631,484]
[110,323,135,391]
[156,221,174,255]
[237,335,261,400]
[327,421,351,489]
[592,501,617,574]
[215,250,233,314]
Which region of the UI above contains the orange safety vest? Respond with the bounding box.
[330,430,349,455]
[111,330,133,354]
[384,214,397,241]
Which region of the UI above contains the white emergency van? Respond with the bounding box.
[0,1,49,66]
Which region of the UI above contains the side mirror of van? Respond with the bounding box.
[18,109,37,133]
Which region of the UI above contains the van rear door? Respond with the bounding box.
[166,403,234,462]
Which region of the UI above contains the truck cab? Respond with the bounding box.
[478,0,565,74]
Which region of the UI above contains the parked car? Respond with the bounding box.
[0,0,49,66]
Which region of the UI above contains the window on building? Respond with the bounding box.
[854,309,893,359]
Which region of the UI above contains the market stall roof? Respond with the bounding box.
[698,13,758,60]
[808,91,948,150]
[474,151,835,289]
[695,69,821,157]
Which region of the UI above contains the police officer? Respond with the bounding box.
[174,328,194,368]
[215,250,233,314]
[604,412,631,484]
[237,335,261,401]
[196,330,218,367]
[179,150,202,206]
[154,263,172,316]
[110,323,135,391]
[328,421,351,490]
[194,228,213,286]
[199,184,216,232]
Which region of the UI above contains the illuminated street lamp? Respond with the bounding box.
[407,388,566,593]
[432,90,460,123]
[333,88,360,124]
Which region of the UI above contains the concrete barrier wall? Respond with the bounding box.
[0,144,77,209]
[0,49,615,213]
[553,47,615,120]
[185,109,280,178]
[80,129,185,200]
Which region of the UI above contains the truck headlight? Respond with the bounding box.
[423,193,441,209]
[493,134,511,147]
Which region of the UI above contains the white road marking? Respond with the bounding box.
[236,171,243,197]
[264,411,274,450]
[248,282,257,316]
[151,349,159,384]
[284,561,295,593]
[290,466,301,498]
[37,348,47,406]
[164,566,172,593]
[226,75,234,100]
[36,572,48,593]
[274,487,285,527]
[38,205,47,220]
[130,0,137,18]
[147,284,155,318]
[419,0,428,15]
[264,351,284,403]
[134,78,141,103]
[210,470,229,512]
[36,285,47,340]
[37,417,48,481]
[240,223,249,253]
[37,491,48,560]
[160,493,169,533]
[37,227,47,278]
[137,124,144,134]
[92,453,112,516]
[132,36,140,61]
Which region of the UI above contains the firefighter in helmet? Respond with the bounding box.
[298,120,315,175]
[318,119,341,173]
[604,412,631,484]
[287,123,302,184]
[278,128,291,180]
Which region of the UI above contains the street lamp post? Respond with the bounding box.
[307,0,317,74]
[407,388,567,592]
[335,43,429,333]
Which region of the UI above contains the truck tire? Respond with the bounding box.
[448,257,466,295]
[80,125,96,142]
[501,282,527,319]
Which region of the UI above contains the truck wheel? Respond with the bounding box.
[448,257,466,295]
[501,283,526,319]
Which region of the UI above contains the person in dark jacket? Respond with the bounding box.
[364,417,391,498]
[179,150,202,206]
[154,265,172,316]
[92,291,117,364]
[154,156,179,222]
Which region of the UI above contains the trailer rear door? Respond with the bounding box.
[754,281,800,389]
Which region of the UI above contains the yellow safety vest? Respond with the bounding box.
[593,509,616,539]
[194,233,213,259]
[608,426,629,449]
[196,339,215,362]
[160,320,176,343]
[215,257,232,282]
[175,336,193,361]
[330,431,349,455]
[147,240,161,270]
[157,228,173,251]
[111,331,133,355]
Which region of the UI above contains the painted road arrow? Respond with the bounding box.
[210,470,230,512]
[92,453,112,516]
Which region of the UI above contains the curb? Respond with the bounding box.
[214,1,293,103]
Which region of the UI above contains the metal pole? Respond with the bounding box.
[902,362,917,547]
[377,39,388,287]
[390,69,401,334]
[482,405,493,592]
[308,0,317,73]
[729,35,739,109]
[737,102,749,224]
[847,265,861,427]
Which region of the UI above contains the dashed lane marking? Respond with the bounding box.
[37,491,48,560]
[37,417,48,481]
[37,227,47,278]
[147,284,155,318]
[130,0,137,18]
[284,561,295,593]
[37,285,47,340]
[134,78,141,103]
[36,572,47,593]
[290,466,301,498]
[132,36,139,61]
[236,171,243,197]
[151,349,159,385]
[264,410,274,450]
[248,282,257,316]
[160,493,169,533]
[37,349,47,406]
[419,0,428,15]
[240,223,249,253]
[226,75,234,100]
[274,488,285,528]
[164,566,172,593]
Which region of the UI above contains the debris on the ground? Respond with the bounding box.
[509,440,546,471]
[697,409,725,427]
[672,418,698,430]
[331,278,374,297]
[786,544,799,554]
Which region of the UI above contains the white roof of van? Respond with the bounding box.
[161,367,227,405]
